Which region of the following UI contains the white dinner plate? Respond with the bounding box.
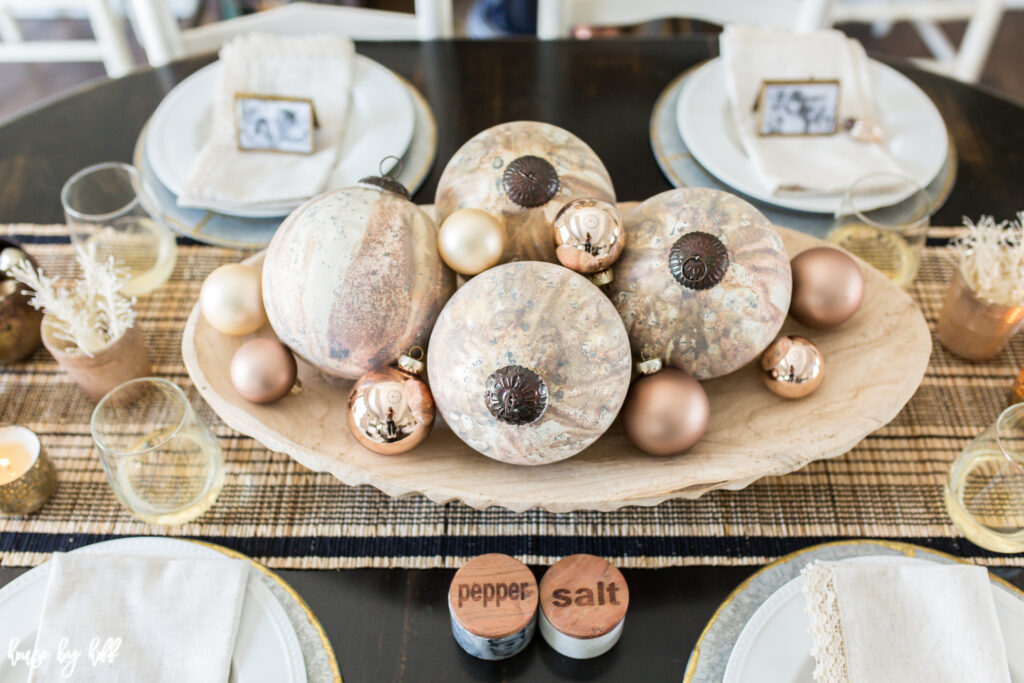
[676,58,948,214]
[724,555,1024,682]
[147,55,415,218]
[0,537,306,683]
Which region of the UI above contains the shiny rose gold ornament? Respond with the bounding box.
[789,247,865,329]
[438,208,506,276]
[347,349,435,455]
[230,338,298,404]
[621,357,709,456]
[553,198,624,285]
[760,336,825,399]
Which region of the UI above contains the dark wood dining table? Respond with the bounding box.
[2,38,1024,682]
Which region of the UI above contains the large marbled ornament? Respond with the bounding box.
[435,121,616,264]
[428,261,632,466]
[263,185,455,379]
[608,189,791,380]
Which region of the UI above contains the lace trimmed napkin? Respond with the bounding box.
[801,560,1010,683]
[27,553,249,683]
[720,25,906,196]
[178,33,355,210]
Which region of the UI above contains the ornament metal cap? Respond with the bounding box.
[359,156,411,200]
[503,155,560,208]
[397,346,425,376]
[636,345,663,376]
[590,268,614,286]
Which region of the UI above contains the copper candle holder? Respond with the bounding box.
[936,269,1024,361]
[0,425,57,515]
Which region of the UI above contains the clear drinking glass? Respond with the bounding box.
[827,172,931,287]
[62,162,176,297]
[945,403,1024,553]
[91,378,224,525]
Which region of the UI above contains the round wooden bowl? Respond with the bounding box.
[181,205,931,513]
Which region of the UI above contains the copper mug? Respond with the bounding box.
[936,269,1024,361]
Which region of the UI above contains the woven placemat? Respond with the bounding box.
[1,224,1021,569]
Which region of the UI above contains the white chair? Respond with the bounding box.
[129,0,454,68]
[823,0,1003,82]
[536,0,831,38]
[0,0,133,77]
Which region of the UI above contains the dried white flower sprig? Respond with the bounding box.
[8,244,137,356]
[950,213,1024,307]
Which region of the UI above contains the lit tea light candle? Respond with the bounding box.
[0,425,56,515]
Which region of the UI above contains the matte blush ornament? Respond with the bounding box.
[263,184,455,379]
[435,121,616,264]
[438,208,506,276]
[621,358,709,456]
[761,335,825,399]
[553,198,625,286]
[790,247,865,329]
[229,338,297,404]
[347,350,435,455]
[199,263,267,336]
[609,188,792,380]
[428,261,632,465]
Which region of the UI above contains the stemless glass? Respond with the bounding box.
[91,378,224,525]
[945,403,1024,553]
[62,162,176,297]
[827,172,931,287]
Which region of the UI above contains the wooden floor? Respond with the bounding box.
[1,12,1023,124]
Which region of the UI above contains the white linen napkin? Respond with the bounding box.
[178,33,355,210]
[26,553,249,683]
[719,25,906,196]
[802,559,1011,683]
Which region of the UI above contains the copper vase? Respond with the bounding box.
[41,317,152,402]
[936,269,1024,361]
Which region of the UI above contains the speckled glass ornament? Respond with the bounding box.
[435,121,616,264]
[608,188,792,380]
[263,185,455,379]
[428,262,631,466]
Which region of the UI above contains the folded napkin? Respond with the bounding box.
[27,553,249,683]
[802,559,1010,683]
[720,25,906,196]
[178,33,355,210]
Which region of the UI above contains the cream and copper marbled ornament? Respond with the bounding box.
[608,189,792,380]
[435,121,616,264]
[428,262,631,466]
[263,185,455,379]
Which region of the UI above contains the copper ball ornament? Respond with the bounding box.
[200,263,267,336]
[760,335,825,399]
[608,188,792,380]
[553,198,625,280]
[438,208,506,276]
[230,338,297,404]
[622,366,710,456]
[263,184,455,380]
[789,247,865,329]
[435,121,616,264]
[347,356,435,455]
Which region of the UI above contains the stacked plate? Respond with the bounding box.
[651,58,956,237]
[135,56,437,249]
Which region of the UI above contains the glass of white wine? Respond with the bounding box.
[945,403,1024,553]
[827,172,931,288]
[91,378,224,525]
[61,162,176,297]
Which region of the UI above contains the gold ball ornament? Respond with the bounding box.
[230,338,297,404]
[621,360,710,456]
[200,264,267,336]
[789,247,865,329]
[553,198,625,283]
[347,351,435,455]
[438,208,506,276]
[760,335,825,399]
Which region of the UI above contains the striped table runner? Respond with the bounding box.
[1,224,1021,569]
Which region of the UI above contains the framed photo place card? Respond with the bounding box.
[756,80,840,137]
[234,94,316,154]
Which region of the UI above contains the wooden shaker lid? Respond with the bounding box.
[449,553,538,639]
[540,554,628,639]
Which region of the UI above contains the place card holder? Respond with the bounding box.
[538,554,629,659]
[234,93,317,155]
[755,79,840,137]
[448,553,538,660]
